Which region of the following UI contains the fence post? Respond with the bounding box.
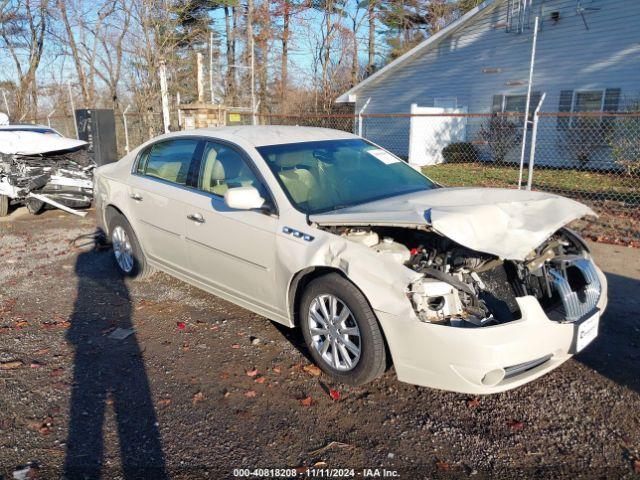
[358,97,371,137]
[47,109,55,128]
[526,92,546,191]
[67,81,79,139]
[518,15,539,189]
[122,105,131,154]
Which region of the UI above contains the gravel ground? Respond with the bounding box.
[0,207,639,479]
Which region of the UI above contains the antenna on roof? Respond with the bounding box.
[576,0,601,30]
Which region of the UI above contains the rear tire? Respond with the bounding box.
[299,273,387,386]
[0,195,8,217]
[108,213,154,280]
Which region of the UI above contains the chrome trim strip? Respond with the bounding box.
[504,354,553,379]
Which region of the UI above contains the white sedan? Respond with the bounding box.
[94,126,607,394]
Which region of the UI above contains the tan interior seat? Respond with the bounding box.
[276,152,320,205]
[154,162,182,183]
[201,148,220,193]
[201,147,252,196]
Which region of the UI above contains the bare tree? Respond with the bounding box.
[94,0,132,108]
[0,0,49,121]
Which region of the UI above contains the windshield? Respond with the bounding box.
[256,139,436,214]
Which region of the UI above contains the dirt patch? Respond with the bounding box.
[0,209,639,478]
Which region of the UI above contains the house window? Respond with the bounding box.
[573,90,604,112]
[557,88,620,129]
[503,94,527,113]
[491,93,541,126]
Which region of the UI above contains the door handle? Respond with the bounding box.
[187,213,205,224]
[130,193,143,201]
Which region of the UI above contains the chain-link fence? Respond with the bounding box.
[250,111,639,244]
[31,109,640,244]
[37,111,165,159]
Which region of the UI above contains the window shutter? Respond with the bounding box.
[557,90,573,130]
[491,95,503,113]
[603,88,621,112]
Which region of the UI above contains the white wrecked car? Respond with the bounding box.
[94,127,607,394]
[0,125,94,217]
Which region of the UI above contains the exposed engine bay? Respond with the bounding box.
[326,226,601,328]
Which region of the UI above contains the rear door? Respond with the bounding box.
[183,140,282,316]
[127,138,203,272]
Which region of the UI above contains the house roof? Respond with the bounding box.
[336,0,496,104]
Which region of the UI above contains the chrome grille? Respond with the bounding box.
[548,257,601,323]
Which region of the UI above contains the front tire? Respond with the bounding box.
[108,213,154,280]
[299,273,387,386]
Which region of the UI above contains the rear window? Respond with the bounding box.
[137,139,200,185]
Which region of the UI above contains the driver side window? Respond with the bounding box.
[197,142,268,200]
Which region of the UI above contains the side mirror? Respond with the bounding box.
[224,186,265,210]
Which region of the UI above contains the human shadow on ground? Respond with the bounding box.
[575,271,640,394]
[63,248,167,479]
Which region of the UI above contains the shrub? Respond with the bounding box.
[442,142,478,163]
[607,102,640,176]
[476,115,522,163]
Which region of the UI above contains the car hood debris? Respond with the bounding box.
[309,187,595,260]
[0,130,87,155]
[0,129,95,216]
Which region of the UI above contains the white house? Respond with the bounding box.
[337,0,640,168]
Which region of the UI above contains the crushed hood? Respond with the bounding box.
[309,187,595,260]
[0,131,87,155]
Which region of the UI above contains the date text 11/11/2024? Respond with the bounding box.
[232,468,401,477]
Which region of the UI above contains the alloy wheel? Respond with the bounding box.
[307,294,361,371]
[112,225,134,273]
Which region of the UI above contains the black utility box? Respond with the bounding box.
[75,109,117,166]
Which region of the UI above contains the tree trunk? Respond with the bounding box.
[246,0,254,112]
[280,0,290,108]
[224,5,236,104]
[351,31,358,87]
[366,0,376,75]
[57,0,90,107]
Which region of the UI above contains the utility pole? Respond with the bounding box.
[159,61,171,134]
[197,52,205,103]
[210,32,215,104]
[518,15,539,189]
[67,81,79,139]
[251,35,256,125]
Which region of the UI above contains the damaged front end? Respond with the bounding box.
[0,139,94,216]
[325,226,602,329]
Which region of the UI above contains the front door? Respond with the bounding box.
[183,141,281,316]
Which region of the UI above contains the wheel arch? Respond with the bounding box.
[104,204,125,236]
[288,266,344,327]
[287,266,379,330]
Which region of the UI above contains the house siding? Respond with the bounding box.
[351,0,640,164]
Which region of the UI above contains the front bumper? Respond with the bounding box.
[376,266,608,394]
